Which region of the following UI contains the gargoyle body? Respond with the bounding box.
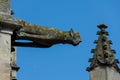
[14,19,81,47]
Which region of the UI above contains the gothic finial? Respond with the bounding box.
[87,24,120,72]
[97,24,108,30]
[97,24,109,35]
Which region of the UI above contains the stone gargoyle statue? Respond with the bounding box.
[0,0,82,48]
[14,19,82,47]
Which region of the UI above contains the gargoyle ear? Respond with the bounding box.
[69,28,74,37]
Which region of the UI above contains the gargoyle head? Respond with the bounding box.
[64,29,82,46]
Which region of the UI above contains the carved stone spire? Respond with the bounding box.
[87,24,120,72]
[0,0,11,15]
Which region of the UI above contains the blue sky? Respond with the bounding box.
[12,0,120,80]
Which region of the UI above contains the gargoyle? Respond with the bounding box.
[0,0,81,48]
[0,15,81,48]
[13,19,81,48]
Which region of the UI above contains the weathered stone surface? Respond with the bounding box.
[0,0,11,15]
[0,30,18,80]
[11,47,17,79]
[90,66,120,80]
[106,67,120,80]
[0,32,11,80]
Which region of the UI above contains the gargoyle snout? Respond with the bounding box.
[72,37,82,46]
[69,29,82,46]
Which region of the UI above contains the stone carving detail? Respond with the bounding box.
[87,24,120,72]
[14,19,81,47]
